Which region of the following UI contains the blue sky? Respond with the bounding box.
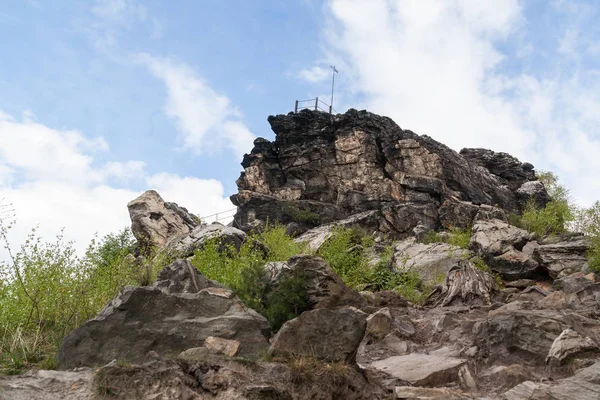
[1,0,600,255]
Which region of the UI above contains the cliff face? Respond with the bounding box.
[231,109,546,235]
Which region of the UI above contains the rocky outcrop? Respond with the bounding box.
[269,307,367,363]
[57,260,270,369]
[470,219,541,280]
[128,190,198,249]
[231,109,547,236]
[393,238,472,285]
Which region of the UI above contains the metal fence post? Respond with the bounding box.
[315,97,319,111]
[295,100,298,113]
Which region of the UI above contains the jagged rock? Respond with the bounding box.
[204,336,241,357]
[504,362,600,399]
[546,328,598,365]
[517,180,551,209]
[365,307,394,340]
[232,110,546,236]
[502,381,550,400]
[475,303,600,365]
[459,148,536,191]
[167,222,246,257]
[438,198,507,231]
[265,255,366,310]
[480,364,534,393]
[393,237,472,285]
[269,307,367,363]
[57,260,270,369]
[294,210,380,251]
[394,386,472,399]
[154,259,224,294]
[470,219,540,280]
[127,190,198,249]
[370,353,467,387]
[0,369,93,400]
[426,260,500,307]
[471,219,531,256]
[534,234,590,278]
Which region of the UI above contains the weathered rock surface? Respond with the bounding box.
[470,219,541,280]
[232,109,546,236]
[167,222,247,257]
[546,328,598,365]
[502,361,600,399]
[269,307,367,363]
[265,255,366,310]
[534,234,590,278]
[128,190,198,249]
[475,303,600,366]
[394,386,472,399]
[0,369,93,400]
[393,237,471,285]
[370,353,467,387]
[57,260,270,369]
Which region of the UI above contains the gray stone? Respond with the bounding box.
[57,260,270,369]
[535,235,590,278]
[269,307,367,363]
[370,354,467,387]
[394,386,472,399]
[127,190,198,249]
[546,328,598,364]
[167,222,246,258]
[393,237,471,285]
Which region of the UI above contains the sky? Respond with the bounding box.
[1,0,600,257]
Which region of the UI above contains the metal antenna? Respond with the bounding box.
[329,65,338,114]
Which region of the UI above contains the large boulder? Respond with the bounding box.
[393,237,472,286]
[231,109,546,236]
[534,234,590,278]
[475,303,600,366]
[128,190,198,249]
[369,354,468,387]
[57,260,270,369]
[265,255,366,310]
[269,307,367,363]
[470,219,540,280]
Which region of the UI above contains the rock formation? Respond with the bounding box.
[231,109,547,236]
[6,109,600,400]
[57,260,270,369]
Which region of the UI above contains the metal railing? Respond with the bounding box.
[0,198,15,224]
[294,97,338,114]
[197,207,237,224]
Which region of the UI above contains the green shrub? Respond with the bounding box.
[190,224,309,330]
[317,227,371,289]
[422,230,442,244]
[447,227,471,249]
[0,223,138,374]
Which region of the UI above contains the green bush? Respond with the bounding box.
[447,228,471,249]
[422,230,442,244]
[516,171,575,237]
[190,224,309,330]
[0,223,138,374]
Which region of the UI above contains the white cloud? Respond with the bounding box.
[0,111,234,262]
[322,0,600,206]
[298,66,331,83]
[136,54,256,159]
